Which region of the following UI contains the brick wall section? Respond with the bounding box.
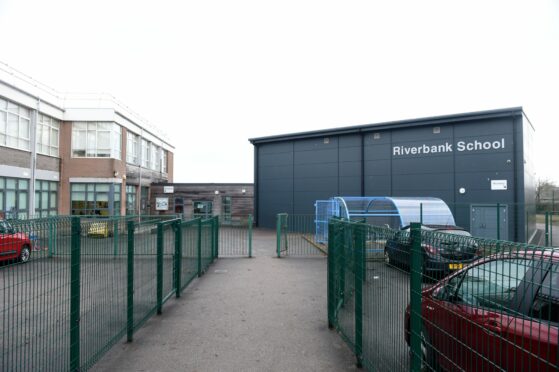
[150,183,254,222]
[0,147,31,168]
[36,154,60,172]
[59,121,127,214]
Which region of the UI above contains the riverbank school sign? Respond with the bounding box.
[392,138,506,157]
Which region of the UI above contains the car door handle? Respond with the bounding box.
[480,319,502,334]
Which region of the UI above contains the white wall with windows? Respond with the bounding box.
[37,114,60,157]
[72,122,122,159]
[128,130,168,173]
[0,97,31,152]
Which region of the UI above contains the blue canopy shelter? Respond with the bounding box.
[315,196,455,243]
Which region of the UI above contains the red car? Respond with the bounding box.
[0,220,31,263]
[405,250,558,371]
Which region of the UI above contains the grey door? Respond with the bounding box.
[470,205,508,240]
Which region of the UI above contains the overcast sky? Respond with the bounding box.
[0,0,558,184]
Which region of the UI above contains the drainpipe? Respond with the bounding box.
[29,98,40,218]
[138,128,143,221]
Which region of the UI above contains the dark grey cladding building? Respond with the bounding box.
[249,107,536,243]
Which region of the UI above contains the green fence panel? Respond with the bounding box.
[276,214,326,257]
[328,218,559,371]
[0,214,222,372]
[181,218,201,290]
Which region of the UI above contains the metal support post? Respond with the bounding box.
[70,217,81,371]
[410,222,423,372]
[248,214,253,258]
[197,218,202,276]
[175,220,182,297]
[127,221,135,341]
[354,223,365,368]
[156,223,163,314]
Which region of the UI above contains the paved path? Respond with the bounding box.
[92,229,356,372]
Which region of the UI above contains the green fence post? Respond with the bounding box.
[420,203,423,225]
[497,203,501,241]
[156,222,163,315]
[70,216,81,372]
[175,220,182,297]
[545,212,549,247]
[276,214,281,258]
[197,218,202,277]
[550,213,554,247]
[127,221,135,342]
[214,215,219,260]
[248,214,253,258]
[410,222,423,372]
[327,220,335,329]
[48,219,53,258]
[113,220,119,257]
[354,222,365,368]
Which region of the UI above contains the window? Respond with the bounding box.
[126,185,137,215]
[150,143,157,170]
[193,201,212,219]
[222,196,232,223]
[0,98,31,151]
[530,264,559,323]
[127,132,139,164]
[37,114,60,157]
[162,150,167,173]
[456,259,532,312]
[141,139,149,168]
[71,183,121,216]
[0,177,29,219]
[34,180,58,217]
[72,122,122,159]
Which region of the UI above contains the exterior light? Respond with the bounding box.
[242,189,246,194]
[459,187,466,194]
[215,190,220,195]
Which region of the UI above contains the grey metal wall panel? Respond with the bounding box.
[364,159,391,176]
[254,111,530,240]
[392,156,453,174]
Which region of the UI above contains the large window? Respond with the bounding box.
[126,185,137,215]
[34,180,58,217]
[71,183,121,216]
[37,114,60,157]
[141,139,149,168]
[127,132,139,164]
[193,201,213,219]
[0,177,29,219]
[0,98,31,151]
[150,143,157,170]
[72,122,122,159]
[162,150,167,173]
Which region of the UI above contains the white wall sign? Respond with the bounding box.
[163,186,174,193]
[392,138,506,157]
[491,180,508,190]
[156,197,169,210]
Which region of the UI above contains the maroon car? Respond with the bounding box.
[0,220,31,263]
[405,250,559,371]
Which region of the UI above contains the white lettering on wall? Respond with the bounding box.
[392,138,505,157]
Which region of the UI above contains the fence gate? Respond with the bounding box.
[276,213,327,257]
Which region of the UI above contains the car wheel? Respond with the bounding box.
[420,327,439,372]
[19,245,31,263]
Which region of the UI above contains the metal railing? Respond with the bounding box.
[328,219,558,371]
[276,214,327,257]
[0,215,219,372]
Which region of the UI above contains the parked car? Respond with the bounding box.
[0,220,31,263]
[384,224,480,276]
[405,250,559,371]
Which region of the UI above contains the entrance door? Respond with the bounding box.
[193,201,213,219]
[471,204,508,240]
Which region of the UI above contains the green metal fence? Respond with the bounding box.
[328,218,558,371]
[276,214,327,257]
[1,215,219,372]
[219,215,253,257]
[545,211,559,247]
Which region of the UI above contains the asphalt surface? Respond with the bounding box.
[91,229,358,372]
